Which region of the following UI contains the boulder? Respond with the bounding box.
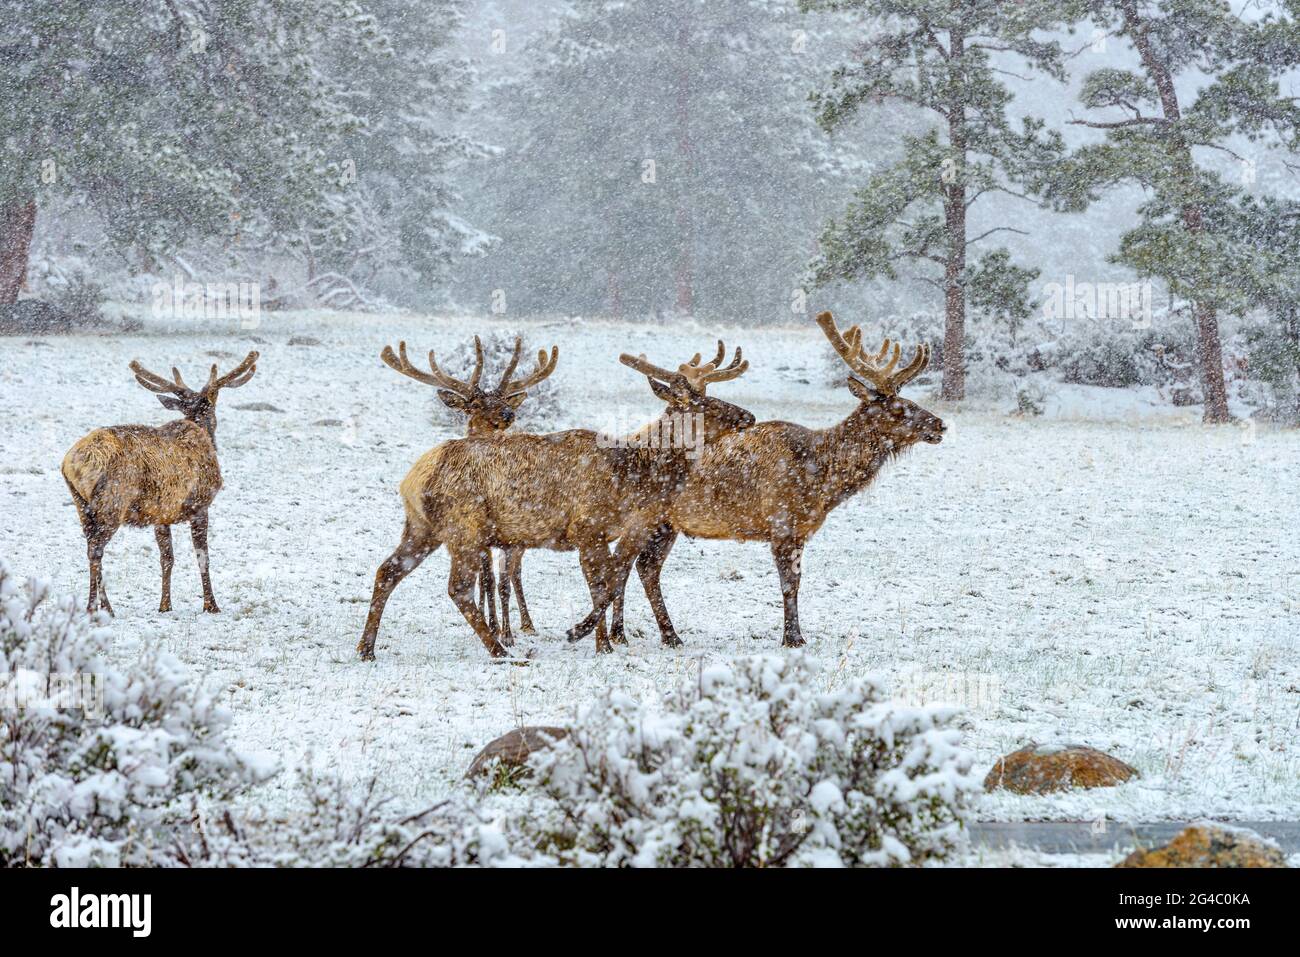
[1119,824,1287,868]
[465,726,567,779]
[984,744,1138,794]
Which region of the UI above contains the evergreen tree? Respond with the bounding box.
[1041,0,1300,423]
[800,0,1070,400]
[0,0,487,306]
[460,0,866,322]
[306,0,494,301]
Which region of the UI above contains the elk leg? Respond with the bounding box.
[357,520,438,660]
[86,521,116,617]
[155,524,174,613]
[447,547,508,658]
[567,530,653,645]
[508,547,535,635]
[495,550,513,647]
[479,551,498,638]
[575,544,615,654]
[191,511,219,613]
[772,537,805,648]
[635,524,682,647]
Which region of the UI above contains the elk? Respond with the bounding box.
[610,312,944,647]
[357,344,752,660]
[380,334,557,644]
[61,352,259,615]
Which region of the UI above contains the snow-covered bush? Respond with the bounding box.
[521,653,978,867]
[0,560,271,867]
[177,768,520,868]
[431,328,562,430]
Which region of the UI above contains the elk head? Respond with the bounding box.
[381,336,558,435]
[619,341,755,445]
[129,351,259,436]
[817,311,945,446]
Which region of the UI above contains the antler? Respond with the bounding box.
[381,339,484,396]
[130,360,190,395]
[816,311,928,394]
[208,351,259,391]
[621,342,749,393]
[677,340,747,392]
[619,352,680,382]
[501,341,559,396]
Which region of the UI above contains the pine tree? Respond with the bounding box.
[460,0,861,322]
[800,0,1070,400]
[1040,0,1300,423]
[303,0,494,301]
[0,0,485,306]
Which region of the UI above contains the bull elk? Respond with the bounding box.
[357,344,752,660]
[611,312,944,647]
[61,352,260,615]
[380,334,558,644]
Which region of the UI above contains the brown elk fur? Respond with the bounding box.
[357,346,753,660]
[61,352,258,615]
[611,312,945,647]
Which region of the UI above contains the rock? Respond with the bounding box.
[1119,824,1287,868]
[233,402,285,413]
[311,418,344,427]
[984,744,1138,794]
[465,726,567,779]
[288,335,321,346]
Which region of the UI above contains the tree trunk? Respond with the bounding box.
[940,27,967,402]
[673,21,695,317]
[941,192,967,401]
[1192,301,1231,421]
[0,197,36,305]
[1122,0,1231,424]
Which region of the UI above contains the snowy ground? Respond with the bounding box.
[2,308,1297,864]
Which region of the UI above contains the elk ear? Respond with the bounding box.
[156,395,185,412]
[647,378,675,403]
[505,392,527,409]
[437,390,469,411]
[846,376,884,403]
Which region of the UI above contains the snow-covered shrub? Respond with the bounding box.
[0,560,271,867]
[177,768,520,868]
[432,328,562,430]
[521,653,978,867]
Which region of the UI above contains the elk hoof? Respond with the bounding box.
[204,603,220,614]
[357,643,376,662]
[519,623,537,636]
[565,627,582,643]
[782,636,806,648]
[662,634,683,648]
[159,602,172,613]
[487,642,509,659]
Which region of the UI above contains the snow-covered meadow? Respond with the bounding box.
[2,310,1297,859]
